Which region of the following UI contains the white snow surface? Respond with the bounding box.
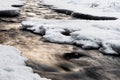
[41,0,120,18]
[0,45,50,80]
[22,19,120,55]
[0,0,24,11]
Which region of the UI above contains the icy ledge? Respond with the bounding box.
[0,45,50,80]
[41,0,120,20]
[22,19,120,55]
[0,0,24,17]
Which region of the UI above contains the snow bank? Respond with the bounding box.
[41,0,120,19]
[0,45,50,80]
[0,0,24,17]
[22,19,120,55]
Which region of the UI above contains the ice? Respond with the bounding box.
[41,0,120,19]
[22,19,120,55]
[0,0,24,17]
[44,32,72,43]
[0,45,50,80]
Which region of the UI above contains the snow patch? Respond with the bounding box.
[22,19,120,55]
[0,45,50,80]
[41,0,120,19]
[0,0,24,17]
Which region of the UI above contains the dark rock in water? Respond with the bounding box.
[0,10,20,17]
[12,4,24,7]
[63,52,87,60]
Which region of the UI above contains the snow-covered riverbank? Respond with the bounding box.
[0,45,50,80]
[22,19,120,55]
[41,0,120,19]
[0,0,24,16]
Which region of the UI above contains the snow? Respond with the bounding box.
[0,0,24,16]
[22,19,120,55]
[0,0,24,10]
[41,0,120,19]
[0,45,50,80]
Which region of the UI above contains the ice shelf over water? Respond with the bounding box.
[22,19,120,55]
[0,0,24,16]
[41,0,120,19]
